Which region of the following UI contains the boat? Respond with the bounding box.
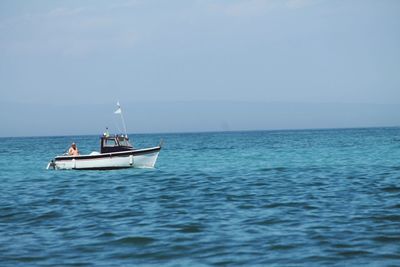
[47,134,161,170]
[47,103,162,170]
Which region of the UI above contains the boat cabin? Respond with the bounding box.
[100,134,133,153]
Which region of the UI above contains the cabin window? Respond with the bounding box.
[119,139,129,146]
[104,139,117,147]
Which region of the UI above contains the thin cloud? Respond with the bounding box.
[285,0,319,9]
[0,6,138,57]
[208,0,275,17]
[207,0,319,16]
[48,7,86,17]
[108,0,140,10]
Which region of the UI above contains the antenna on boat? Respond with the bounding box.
[114,101,128,137]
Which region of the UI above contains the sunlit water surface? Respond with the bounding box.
[1,128,400,266]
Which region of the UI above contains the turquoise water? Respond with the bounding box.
[1,128,400,266]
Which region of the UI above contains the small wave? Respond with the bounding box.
[372,215,400,222]
[336,250,371,257]
[262,203,281,209]
[310,181,326,187]
[13,256,48,263]
[48,198,73,205]
[378,253,400,260]
[262,202,313,209]
[112,236,156,246]
[113,185,127,191]
[191,146,235,151]
[381,186,400,193]
[178,223,204,233]
[253,218,284,226]
[258,167,287,172]
[168,223,204,233]
[332,243,354,249]
[24,210,62,224]
[94,231,116,239]
[373,236,400,243]
[269,244,298,250]
[238,204,257,210]
[102,210,143,220]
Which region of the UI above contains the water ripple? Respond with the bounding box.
[1,129,400,266]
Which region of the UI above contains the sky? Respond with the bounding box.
[0,0,399,137]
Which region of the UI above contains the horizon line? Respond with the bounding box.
[1,125,399,139]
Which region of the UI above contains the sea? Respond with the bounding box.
[0,127,400,266]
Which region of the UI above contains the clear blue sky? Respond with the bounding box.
[1,0,399,136]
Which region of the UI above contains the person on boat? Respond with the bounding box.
[68,143,79,156]
[103,127,110,138]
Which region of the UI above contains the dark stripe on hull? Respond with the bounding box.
[55,146,161,162]
[74,166,133,171]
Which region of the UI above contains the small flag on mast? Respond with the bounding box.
[114,101,128,136]
[114,102,122,114]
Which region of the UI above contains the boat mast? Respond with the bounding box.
[115,101,128,137]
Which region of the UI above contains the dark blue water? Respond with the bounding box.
[1,128,400,266]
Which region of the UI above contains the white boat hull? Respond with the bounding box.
[47,146,160,170]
